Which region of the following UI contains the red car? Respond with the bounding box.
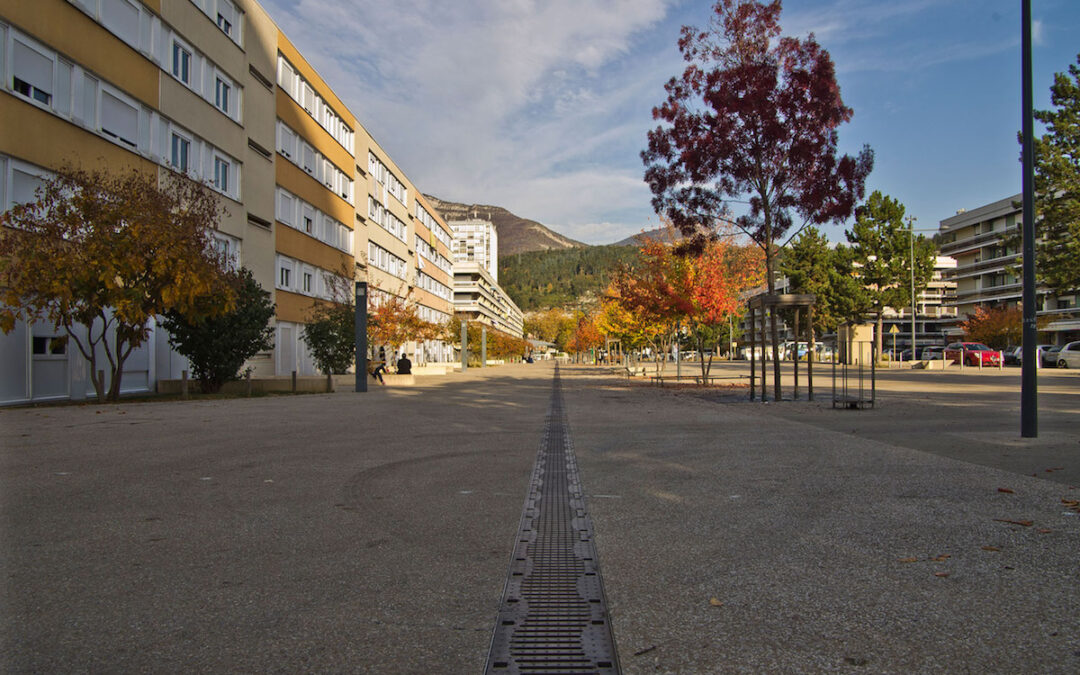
[944,342,1002,367]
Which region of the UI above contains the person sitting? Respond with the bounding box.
[396,354,412,375]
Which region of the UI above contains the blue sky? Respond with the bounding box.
[260,0,1080,245]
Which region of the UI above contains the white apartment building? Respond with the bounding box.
[450,218,498,282]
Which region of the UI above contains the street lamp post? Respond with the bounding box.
[907,216,917,361]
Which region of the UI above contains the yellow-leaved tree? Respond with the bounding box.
[0,165,235,401]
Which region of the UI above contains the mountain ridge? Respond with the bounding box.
[423,195,586,257]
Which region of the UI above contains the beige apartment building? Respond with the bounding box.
[0,0,456,404]
[938,195,1078,343]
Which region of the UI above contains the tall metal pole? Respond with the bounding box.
[907,216,917,361]
[481,327,487,368]
[354,281,368,393]
[461,320,468,372]
[1021,0,1038,437]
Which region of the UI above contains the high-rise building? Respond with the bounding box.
[450,218,498,282]
[0,0,457,404]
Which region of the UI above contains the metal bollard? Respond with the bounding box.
[181,370,189,400]
[291,370,297,392]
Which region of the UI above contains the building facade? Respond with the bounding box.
[1,0,456,404]
[450,217,499,283]
[453,262,524,339]
[938,194,1077,343]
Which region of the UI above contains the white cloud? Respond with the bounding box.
[261,0,678,244]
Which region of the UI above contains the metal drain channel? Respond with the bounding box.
[485,365,620,674]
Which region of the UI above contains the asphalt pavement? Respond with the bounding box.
[2,361,1078,673]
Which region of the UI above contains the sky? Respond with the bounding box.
[259,0,1080,245]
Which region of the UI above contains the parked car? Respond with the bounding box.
[944,342,1002,367]
[1002,345,1022,365]
[1041,344,1064,368]
[1056,341,1080,369]
[921,345,945,360]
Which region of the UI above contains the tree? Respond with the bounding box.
[846,192,935,358]
[782,227,871,348]
[368,288,438,361]
[161,268,275,393]
[302,300,355,375]
[1031,52,1080,296]
[959,306,1022,351]
[0,165,234,401]
[643,0,873,399]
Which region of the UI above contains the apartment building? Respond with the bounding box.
[0,0,456,404]
[938,194,1077,343]
[453,262,524,339]
[450,217,499,282]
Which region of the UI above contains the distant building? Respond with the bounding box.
[450,218,499,282]
[938,194,1077,343]
[453,262,524,339]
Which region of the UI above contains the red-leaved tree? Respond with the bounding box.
[642,0,873,399]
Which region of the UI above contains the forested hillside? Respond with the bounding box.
[500,246,640,311]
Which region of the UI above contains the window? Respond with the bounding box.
[215,77,230,114]
[100,91,138,147]
[279,265,291,289]
[172,42,191,84]
[13,40,53,106]
[216,13,232,36]
[101,0,140,45]
[32,336,68,356]
[170,133,190,171]
[214,157,230,193]
[303,272,313,293]
[277,121,297,158]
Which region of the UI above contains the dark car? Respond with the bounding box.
[944,342,1002,367]
[1002,345,1022,365]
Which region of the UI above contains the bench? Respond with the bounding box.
[651,374,749,386]
[624,366,647,378]
[381,373,415,386]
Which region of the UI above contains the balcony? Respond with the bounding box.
[940,225,1017,255]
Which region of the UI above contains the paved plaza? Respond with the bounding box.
[2,362,1078,672]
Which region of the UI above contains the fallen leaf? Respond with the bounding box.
[997,488,1015,494]
[1061,499,1079,507]
[1037,529,1052,534]
[981,546,1001,552]
[898,557,919,563]
[633,645,657,657]
[931,554,951,562]
[993,519,1033,527]
[709,597,723,607]
[933,572,949,578]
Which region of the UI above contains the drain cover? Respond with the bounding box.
[485,366,620,674]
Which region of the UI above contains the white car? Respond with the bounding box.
[1056,341,1080,369]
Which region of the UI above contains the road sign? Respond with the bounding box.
[889,325,900,334]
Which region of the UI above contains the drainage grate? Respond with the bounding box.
[485,366,620,674]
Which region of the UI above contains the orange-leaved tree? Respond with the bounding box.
[368,289,426,361]
[566,309,604,363]
[959,306,1022,351]
[0,165,234,401]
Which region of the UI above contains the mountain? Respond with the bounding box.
[499,246,640,312]
[423,195,585,257]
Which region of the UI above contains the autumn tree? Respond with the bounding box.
[162,267,275,393]
[642,0,873,399]
[1030,52,1080,296]
[368,290,430,360]
[0,165,234,402]
[846,192,935,358]
[959,306,1022,351]
[566,310,604,363]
